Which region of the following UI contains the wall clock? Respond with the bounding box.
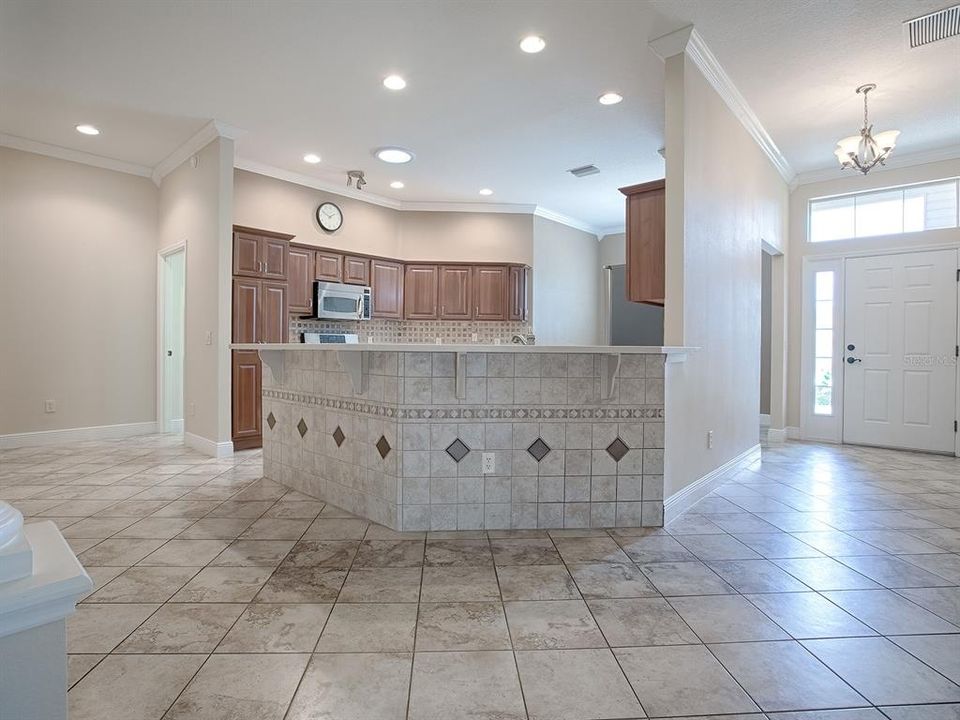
[316,202,343,232]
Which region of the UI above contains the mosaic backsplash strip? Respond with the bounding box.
[289,318,534,345]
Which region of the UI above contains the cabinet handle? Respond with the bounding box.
[442,305,445,315]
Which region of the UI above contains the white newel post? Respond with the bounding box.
[0,502,93,720]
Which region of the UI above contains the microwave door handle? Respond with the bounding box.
[357,296,363,319]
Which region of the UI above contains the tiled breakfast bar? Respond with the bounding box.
[231,344,690,531]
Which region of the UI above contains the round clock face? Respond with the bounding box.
[316,202,343,232]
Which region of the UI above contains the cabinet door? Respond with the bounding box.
[233,231,262,277]
[343,256,370,286]
[622,180,665,306]
[260,281,288,343]
[508,265,527,321]
[288,245,315,314]
[261,236,289,280]
[232,278,260,343]
[474,266,508,321]
[439,265,473,319]
[232,350,262,449]
[371,259,404,319]
[404,265,439,320]
[316,251,343,282]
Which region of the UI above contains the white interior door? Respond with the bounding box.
[843,249,958,453]
[162,249,185,433]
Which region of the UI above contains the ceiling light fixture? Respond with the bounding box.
[479,188,494,196]
[383,74,407,90]
[834,84,900,175]
[598,92,623,106]
[75,124,100,136]
[374,146,415,164]
[390,181,405,189]
[519,35,546,53]
[303,153,322,164]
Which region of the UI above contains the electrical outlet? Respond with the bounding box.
[707,430,714,449]
[188,402,196,417]
[43,399,56,413]
[471,333,479,342]
[481,453,496,474]
[205,331,213,346]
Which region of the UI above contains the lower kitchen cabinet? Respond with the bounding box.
[232,351,262,450]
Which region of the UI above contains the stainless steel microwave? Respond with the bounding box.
[311,281,372,321]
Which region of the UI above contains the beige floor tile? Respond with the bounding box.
[588,597,699,646]
[408,651,525,720]
[61,516,139,539]
[773,557,882,591]
[616,533,698,563]
[164,653,310,720]
[515,648,644,720]
[640,561,735,596]
[254,565,346,602]
[424,538,493,566]
[895,586,960,626]
[838,554,955,588]
[496,564,581,601]
[569,562,659,598]
[616,644,760,717]
[878,704,960,719]
[338,566,423,602]
[420,565,500,601]
[504,599,605,649]
[676,533,762,561]
[822,589,960,635]
[170,566,272,602]
[217,603,332,653]
[113,516,196,539]
[138,539,231,566]
[66,654,103,689]
[210,539,295,566]
[745,591,877,639]
[287,653,411,720]
[553,536,631,564]
[669,594,790,643]
[415,601,510,651]
[707,558,812,593]
[116,603,244,653]
[67,603,160,653]
[490,538,562,565]
[316,602,418,652]
[283,539,360,568]
[68,653,206,720]
[239,517,312,540]
[353,539,425,567]
[890,634,960,685]
[176,517,255,539]
[85,566,199,603]
[78,537,167,566]
[302,517,370,539]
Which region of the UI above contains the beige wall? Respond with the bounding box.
[663,54,789,499]
[0,147,158,436]
[786,158,960,429]
[159,138,234,449]
[599,232,626,267]
[532,216,601,345]
[400,212,532,264]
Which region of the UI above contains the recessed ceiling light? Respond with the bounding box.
[303,153,322,164]
[479,188,494,196]
[75,124,100,136]
[390,181,405,189]
[374,146,415,164]
[519,35,546,53]
[383,74,406,90]
[598,92,623,106]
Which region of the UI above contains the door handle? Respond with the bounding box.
[846,357,862,364]
[166,350,173,357]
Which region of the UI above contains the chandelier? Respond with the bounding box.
[834,83,900,174]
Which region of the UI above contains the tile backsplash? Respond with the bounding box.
[289,317,534,345]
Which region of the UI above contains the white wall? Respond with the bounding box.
[600,232,626,267]
[158,137,234,451]
[532,216,601,345]
[663,53,789,499]
[786,158,960,429]
[0,147,158,436]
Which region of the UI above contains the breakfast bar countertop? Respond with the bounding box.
[230,342,694,355]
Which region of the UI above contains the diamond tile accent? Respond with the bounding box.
[266,412,276,430]
[297,418,308,438]
[332,426,345,447]
[445,438,470,463]
[606,437,629,463]
[527,438,551,462]
[376,435,392,459]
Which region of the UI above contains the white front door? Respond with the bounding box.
[843,249,958,453]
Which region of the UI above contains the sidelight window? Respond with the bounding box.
[813,271,835,415]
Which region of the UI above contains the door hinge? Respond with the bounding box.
[955,420,958,433]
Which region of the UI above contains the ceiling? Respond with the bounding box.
[1,0,957,233]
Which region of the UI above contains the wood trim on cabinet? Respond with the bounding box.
[315,251,343,282]
[343,256,371,286]
[232,225,296,241]
[620,179,666,307]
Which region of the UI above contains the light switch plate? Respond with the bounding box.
[482,453,495,474]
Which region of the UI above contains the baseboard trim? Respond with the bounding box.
[664,443,762,524]
[0,421,157,449]
[166,419,184,433]
[184,432,234,458]
[766,427,787,443]
[786,426,801,439]
[759,414,771,427]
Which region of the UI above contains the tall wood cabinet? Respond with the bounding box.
[619,179,665,306]
[232,226,292,450]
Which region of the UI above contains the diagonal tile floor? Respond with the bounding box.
[3,434,960,719]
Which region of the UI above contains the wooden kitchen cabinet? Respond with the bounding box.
[287,244,316,314]
[439,265,473,320]
[371,259,404,319]
[260,281,288,342]
[619,179,665,306]
[232,226,292,280]
[343,256,370,286]
[232,277,260,344]
[404,264,439,319]
[508,265,528,321]
[474,265,509,321]
[315,251,343,282]
[232,351,262,450]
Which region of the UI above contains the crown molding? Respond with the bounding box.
[403,200,538,215]
[0,133,153,178]
[151,120,245,186]
[598,225,627,239]
[649,25,795,185]
[792,145,960,187]
[532,206,600,236]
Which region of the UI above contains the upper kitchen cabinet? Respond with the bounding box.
[508,265,528,321]
[315,250,343,282]
[439,265,473,320]
[371,259,404,319]
[474,265,509,321]
[287,244,315,314]
[619,179,665,306]
[343,256,370,286]
[232,225,293,280]
[404,264,439,320]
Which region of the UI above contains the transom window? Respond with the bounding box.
[809,178,959,243]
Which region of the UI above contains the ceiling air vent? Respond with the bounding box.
[904,4,960,48]
[568,164,600,178]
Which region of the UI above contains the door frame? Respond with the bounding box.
[157,242,187,434]
[800,242,960,456]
